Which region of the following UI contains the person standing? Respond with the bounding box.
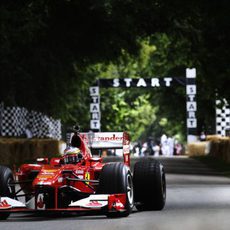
[160,134,168,156]
[167,137,175,156]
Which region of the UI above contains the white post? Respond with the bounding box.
[89,86,101,131]
[186,68,197,143]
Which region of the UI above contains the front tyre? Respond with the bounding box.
[97,162,134,217]
[133,158,166,211]
[0,165,15,220]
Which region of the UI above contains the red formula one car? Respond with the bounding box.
[0,129,166,220]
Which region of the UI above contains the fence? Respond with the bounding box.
[0,103,61,140]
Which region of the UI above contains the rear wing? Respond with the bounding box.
[81,132,129,148]
[66,131,130,166]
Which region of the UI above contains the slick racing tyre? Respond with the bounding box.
[0,165,15,220]
[133,158,166,211]
[97,162,134,217]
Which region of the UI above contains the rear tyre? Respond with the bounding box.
[97,162,134,217]
[0,165,15,220]
[133,158,166,211]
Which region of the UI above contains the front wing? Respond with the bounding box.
[0,194,127,215]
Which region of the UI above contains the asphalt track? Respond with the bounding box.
[1,156,230,230]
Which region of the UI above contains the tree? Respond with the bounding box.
[1,0,230,138]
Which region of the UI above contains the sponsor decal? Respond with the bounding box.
[85,201,103,207]
[85,172,90,184]
[76,170,84,174]
[37,194,45,210]
[37,175,54,179]
[38,181,51,185]
[38,170,57,176]
[43,169,57,173]
[108,194,126,211]
[113,199,125,209]
[81,132,125,148]
[96,135,123,142]
[0,200,12,209]
[69,195,108,208]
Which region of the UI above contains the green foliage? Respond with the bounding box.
[91,36,190,141]
[102,92,157,141]
[1,0,230,140]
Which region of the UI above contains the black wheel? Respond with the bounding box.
[0,165,15,220]
[133,158,166,211]
[97,162,134,217]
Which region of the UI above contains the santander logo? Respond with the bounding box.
[0,200,12,209]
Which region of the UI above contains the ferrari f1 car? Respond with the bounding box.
[0,129,166,220]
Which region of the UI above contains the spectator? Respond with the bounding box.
[161,134,170,156]
[175,140,182,155]
[199,131,206,141]
[167,137,175,156]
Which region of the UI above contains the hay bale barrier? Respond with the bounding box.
[187,136,230,162]
[0,138,65,167]
[187,141,209,157]
[209,136,230,163]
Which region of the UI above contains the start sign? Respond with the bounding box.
[186,68,197,142]
[112,78,173,88]
[98,77,185,88]
[89,86,100,130]
[89,69,197,143]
